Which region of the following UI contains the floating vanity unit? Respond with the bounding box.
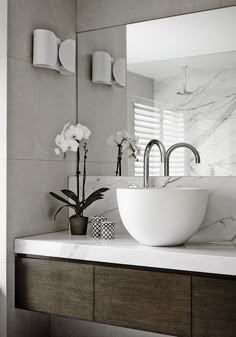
[15,232,236,337]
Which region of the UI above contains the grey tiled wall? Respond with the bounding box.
[7,0,76,336]
[76,0,227,32]
[0,0,7,336]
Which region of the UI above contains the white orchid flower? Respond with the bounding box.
[107,135,117,147]
[54,123,70,155]
[68,138,80,152]
[55,138,79,154]
[137,145,141,156]
[122,130,132,140]
[54,122,89,156]
[121,140,129,150]
[115,131,124,144]
[76,123,91,140]
[55,122,70,146]
[54,148,61,155]
[107,130,140,161]
[64,124,84,141]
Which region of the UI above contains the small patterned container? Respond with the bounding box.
[101,220,115,240]
[90,215,107,238]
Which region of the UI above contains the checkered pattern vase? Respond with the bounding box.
[90,216,107,238]
[101,221,115,240]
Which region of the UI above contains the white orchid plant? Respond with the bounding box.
[50,123,109,219]
[54,122,91,156]
[107,130,141,176]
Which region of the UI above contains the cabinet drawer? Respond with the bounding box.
[192,276,236,337]
[15,257,93,320]
[94,266,191,337]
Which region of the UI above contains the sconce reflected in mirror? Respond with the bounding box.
[33,29,75,75]
[92,51,113,85]
[92,51,126,87]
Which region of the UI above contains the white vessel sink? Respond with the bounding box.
[117,187,208,246]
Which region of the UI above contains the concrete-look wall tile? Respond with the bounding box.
[7,0,76,336]
[0,262,7,337]
[51,316,168,337]
[7,57,76,161]
[77,76,127,164]
[76,0,221,32]
[0,57,7,161]
[7,159,75,262]
[221,0,236,6]
[7,262,50,337]
[77,26,127,166]
[0,57,7,264]
[0,0,7,57]
[0,210,6,261]
[8,0,76,62]
[0,3,7,337]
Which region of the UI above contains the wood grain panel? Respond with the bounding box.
[15,257,93,320]
[192,276,236,337]
[94,266,191,337]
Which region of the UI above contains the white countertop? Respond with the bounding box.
[15,231,236,276]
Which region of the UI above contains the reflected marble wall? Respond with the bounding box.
[154,63,236,176]
[70,175,236,243]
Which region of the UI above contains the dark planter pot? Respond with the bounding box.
[70,215,88,235]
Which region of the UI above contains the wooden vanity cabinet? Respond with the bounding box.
[192,276,236,337]
[94,266,191,337]
[15,257,93,320]
[15,256,236,337]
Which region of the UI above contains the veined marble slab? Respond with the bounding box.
[15,231,236,276]
[153,65,236,176]
[69,176,236,243]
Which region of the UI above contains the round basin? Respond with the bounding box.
[117,187,208,246]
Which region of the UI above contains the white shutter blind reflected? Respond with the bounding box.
[134,103,185,176]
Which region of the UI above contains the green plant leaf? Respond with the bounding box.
[61,189,78,203]
[49,192,75,206]
[53,204,76,220]
[80,193,103,207]
[79,195,104,214]
[86,187,109,200]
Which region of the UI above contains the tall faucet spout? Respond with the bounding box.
[164,142,200,176]
[144,139,166,188]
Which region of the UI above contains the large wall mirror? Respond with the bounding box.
[77,7,236,177]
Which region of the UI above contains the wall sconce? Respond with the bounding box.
[92,51,113,85]
[33,29,75,75]
[92,51,126,87]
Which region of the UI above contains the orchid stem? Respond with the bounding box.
[82,143,88,202]
[116,144,122,176]
[76,143,80,206]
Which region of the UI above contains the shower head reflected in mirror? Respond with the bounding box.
[177,65,193,95]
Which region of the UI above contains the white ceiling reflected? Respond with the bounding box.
[127,7,236,79]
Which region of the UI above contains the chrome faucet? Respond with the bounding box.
[164,142,200,176]
[144,139,166,187]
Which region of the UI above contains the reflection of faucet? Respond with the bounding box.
[164,142,200,176]
[144,140,166,187]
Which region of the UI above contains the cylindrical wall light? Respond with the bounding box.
[33,29,60,70]
[33,29,75,75]
[92,51,126,87]
[92,51,113,85]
